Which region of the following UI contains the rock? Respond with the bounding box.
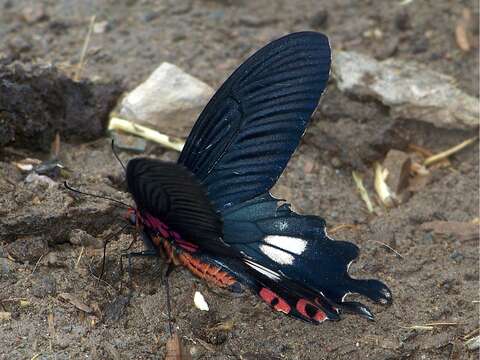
[119,62,214,138]
[5,236,48,263]
[0,59,123,151]
[332,51,480,130]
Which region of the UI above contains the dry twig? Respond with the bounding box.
[352,171,375,214]
[109,117,185,152]
[424,137,478,166]
[74,15,96,81]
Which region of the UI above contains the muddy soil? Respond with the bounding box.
[0,0,479,359]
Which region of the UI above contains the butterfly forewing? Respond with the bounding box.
[178,32,331,212]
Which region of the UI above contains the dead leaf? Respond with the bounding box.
[421,221,479,240]
[58,293,93,313]
[165,334,191,360]
[455,8,472,52]
[382,149,412,195]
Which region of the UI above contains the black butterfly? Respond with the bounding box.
[126,31,392,324]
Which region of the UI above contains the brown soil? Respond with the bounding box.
[0,0,478,359]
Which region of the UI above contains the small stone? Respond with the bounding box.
[332,51,479,130]
[45,252,59,266]
[93,21,110,34]
[32,275,57,298]
[120,62,214,138]
[449,251,464,263]
[25,172,57,188]
[21,4,48,24]
[6,236,48,263]
[111,132,146,153]
[309,9,329,28]
[0,258,11,274]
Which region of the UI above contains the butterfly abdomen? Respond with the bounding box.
[160,238,239,289]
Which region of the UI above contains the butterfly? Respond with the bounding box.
[125,31,392,324]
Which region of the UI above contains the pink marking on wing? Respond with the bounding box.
[144,212,170,238]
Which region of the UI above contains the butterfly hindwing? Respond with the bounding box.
[178,32,331,212]
[221,193,392,322]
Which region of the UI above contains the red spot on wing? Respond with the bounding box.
[296,299,327,322]
[259,288,291,314]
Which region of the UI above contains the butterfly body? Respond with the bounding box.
[126,32,392,324]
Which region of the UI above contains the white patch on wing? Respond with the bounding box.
[244,259,281,281]
[264,235,307,255]
[260,245,295,265]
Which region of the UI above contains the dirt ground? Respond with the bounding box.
[0,0,479,359]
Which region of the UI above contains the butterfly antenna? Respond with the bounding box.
[111,139,126,172]
[64,181,130,209]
